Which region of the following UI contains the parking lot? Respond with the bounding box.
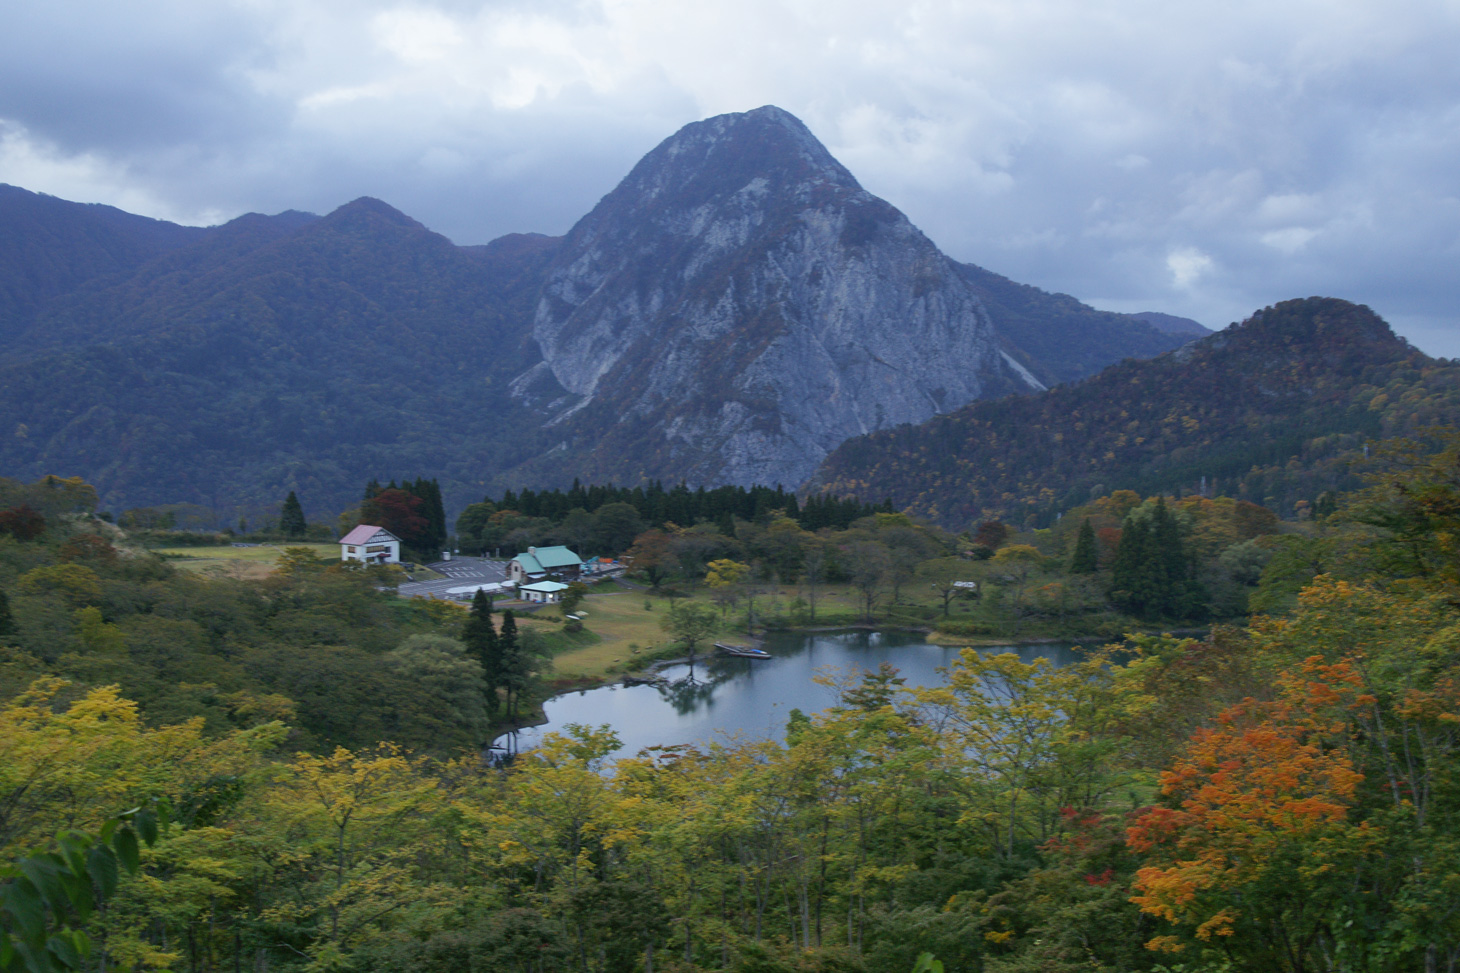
[397,556,511,601]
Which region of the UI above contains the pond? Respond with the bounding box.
[498,630,1085,758]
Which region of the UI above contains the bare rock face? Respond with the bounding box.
[521,105,1042,488]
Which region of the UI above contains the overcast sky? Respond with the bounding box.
[4,0,1459,354]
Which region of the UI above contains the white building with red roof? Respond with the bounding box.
[339,525,401,564]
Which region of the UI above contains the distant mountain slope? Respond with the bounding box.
[0,198,558,515]
[13,207,319,357]
[0,184,207,342]
[811,298,1460,528]
[1129,310,1209,337]
[955,263,1200,385]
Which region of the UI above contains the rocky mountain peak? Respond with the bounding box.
[518,106,1042,489]
[602,105,862,210]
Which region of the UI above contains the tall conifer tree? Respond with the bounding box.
[279,491,307,538]
[1070,518,1098,573]
[463,590,500,716]
[497,610,522,718]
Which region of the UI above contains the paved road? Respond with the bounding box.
[398,556,510,600]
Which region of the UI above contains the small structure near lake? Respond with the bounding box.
[519,580,569,604]
[339,524,401,564]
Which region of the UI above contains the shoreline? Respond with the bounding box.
[490,623,1216,742]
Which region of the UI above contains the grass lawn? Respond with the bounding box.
[153,543,340,579]
[546,588,761,680]
[543,578,1106,677]
[540,580,939,681]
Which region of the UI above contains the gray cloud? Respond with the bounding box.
[3,0,1458,355]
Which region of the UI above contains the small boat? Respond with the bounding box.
[715,641,771,659]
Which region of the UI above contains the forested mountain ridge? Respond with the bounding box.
[0,183,207,342]
[11,205,321,358]
[0,197,559,516]
[1129,309,1209,336]
[0,108,1195,517]
[954,262,1206,386]
[811,297,1460,528]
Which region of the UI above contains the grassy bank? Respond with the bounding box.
[531,581,1173,687]
[531,589,751,682]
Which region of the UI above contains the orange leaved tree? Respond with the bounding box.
[1126,669,1371,973]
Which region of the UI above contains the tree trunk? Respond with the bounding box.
[799,880,811,950]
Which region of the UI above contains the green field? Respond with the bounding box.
[545,583,931,681]
[152,543,340,577]
[543,577,1126,685]
[542,590,716,679]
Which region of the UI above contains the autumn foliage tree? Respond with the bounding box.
[625,529,678,588]
[0,505,45,541]
[1127,569,1460,971]
[362,488,429,550]
[1126,685,1367,970]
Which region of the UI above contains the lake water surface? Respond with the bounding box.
[500,630,1084,758]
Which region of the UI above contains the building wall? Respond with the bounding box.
[342,540,400,563]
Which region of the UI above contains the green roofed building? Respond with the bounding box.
[508,545,583,584]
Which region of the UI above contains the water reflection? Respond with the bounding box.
[658,661,735,714]
[504,630,1084,758]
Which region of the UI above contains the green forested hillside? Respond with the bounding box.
[0,199,562,519]
[0,184,207,341]
[955,262,1200,385]
[0,516,494,755]
[813,297,1460,528]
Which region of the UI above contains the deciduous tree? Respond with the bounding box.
[660,602,719,663]
[0,506,45,542]
[625,530,678,588]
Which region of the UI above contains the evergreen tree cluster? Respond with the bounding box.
[461,591,539,720]
[1109,498,1207,620]
[490,480,890,533]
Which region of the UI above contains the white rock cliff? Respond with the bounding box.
[520,105,1044,488]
